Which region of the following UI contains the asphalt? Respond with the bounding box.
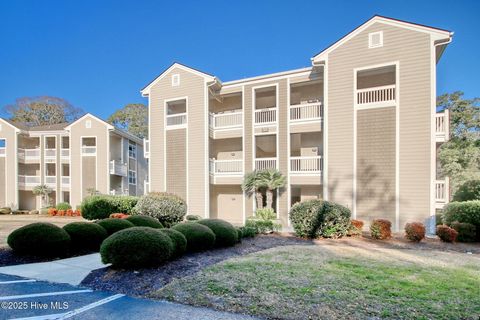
[0,273,258,320]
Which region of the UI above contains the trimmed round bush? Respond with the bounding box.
[436,225,458,243]
[133,192,187,227]
[81,195,139,220]
[160,228,187,258]
[289,199,324,238]
[197,219,238,247]
[172,222,215,252]
[404,222,426,242]
[370,219,392,240]
[126,215,163,228]
[56,202,72,210]
[63,222,108,252]
[96,218,135,235]
[453,180,480,202]
[317,202,351,238]
[8,223,71,257]
[100,227,174,269]
[451,222,477,242]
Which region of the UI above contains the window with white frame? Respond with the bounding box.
[85,120,92,128]
[369,31,383,48]
[128,142,137,159]
[172,74,180,86]
[128,170,137,185]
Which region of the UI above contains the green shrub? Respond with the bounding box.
[185,214,202,221]
[197,219,238,247]
[160,228,187,258]
[317,202,351,238]
[96,218,135,235]
[443,201,480,227]
[453,180,480,202]
[8,223,71,257]
[255,208,276,220]
[436,225,458,243]
[63,222,108,252]
[133,192,187,227]
[172,222,215,252]
[236,227,243,242]
[404,222,426,242]
[239,226,256,238]
[81,195,139,220]
[289,200,324,238]
[126,215,163,228]
[100,227,174,269]
[370,219,392,240]
[435,212,444,226]
[56,202,72,210]
[451,222,477,242]
[245,218,280,234]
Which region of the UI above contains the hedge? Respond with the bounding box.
[172,222,216,252]
[289,200,324,238]
[451,222,477,242]
[126,215,163,228]
[81,195,139,220]
[8,223,71,257]
[132,192,187,227]
[197,219,238,247]
[56,202,72,210]
[100,227,174,269]
[443,201,480,227]
[160,228,187,258]
[96,218,135,235]
[63,222,108,252]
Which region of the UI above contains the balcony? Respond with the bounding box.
[110,188,128,196]
[144,139,150,158]
[290,156,323,174]
[209,110,243,129]
[110,160,127,177]
[209,159,243,176]
[0,148,5,157]
[18,175,40,188]
[61,149,70,161]
[45,176,57,187]
[18,148,40,162]
[44,149,56,162]
[255,158,277,170]
[166,113,187,128]
[255,108,276,125]
[81,146,96,156]
[61,176,70,188]
[435,111,449,142]
[435,179,449,209]
[290,102,323,122]
[356,85,396,107]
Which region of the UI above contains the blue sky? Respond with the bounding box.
[0,0,478,120]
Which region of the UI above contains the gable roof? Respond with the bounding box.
[64,113,114,131]
[28,123,69,131]
[0,118,23,132]
[141,62,216,96]
[312,15,453,62]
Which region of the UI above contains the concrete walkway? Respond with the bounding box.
[0,253,105,285]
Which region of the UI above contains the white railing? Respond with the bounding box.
[81,146,97,155]
[18,148,41,160]
[110,188,128,196]
[166,113,187,127]
[61,148,70,160]
[435,180,447,203]
[356,85,396,105]
[209,110,243,129]
[0,148,5,157]
[110,160,127,177]
[45,176,56,187]
[144,139,150,158]
[61,176,70,187]
[435,111,449,141]
[290,156,323,174]
[255,158,277,170]
[290,102,323,122]
[255,108,276,124]
[209,159,243,175]
[45,149,56,160]
[18,175,40,186]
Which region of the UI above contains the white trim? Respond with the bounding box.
[395,62,400,232]
[172,74,180,86]
[287,78,291,226]
[368,31,383,48]
[0,118,21,133]
[353,70,357,219]
[323,58,329,200]
[64,113,113,131]
[204,80,209,218]
[148,94,152,193]
[242,85,246,224]
[430,36,437,220]
[222,68,312,89]
[79,136,98,201]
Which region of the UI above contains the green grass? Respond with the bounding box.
[152,246,480,320]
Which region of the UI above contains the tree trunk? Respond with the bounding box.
[266,189,273,209]
[255,191,264,210]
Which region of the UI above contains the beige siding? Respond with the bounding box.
[327,22,432,228]
[210,185,243,225]
[166,129,187,201]
[0,121,18,208]
[277,79,289,225]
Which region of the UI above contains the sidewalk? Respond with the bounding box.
[0,253,105,285]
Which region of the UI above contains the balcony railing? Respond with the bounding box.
[356,85,396,106]
[209,110,243,129]
[209,159,243,175]
[255,158,277,170]
[0,148,5,157]
[255,108,276,125]
[18,175,40,187]
[110,188,128,196]
[45,176,56,187]
[18,148,40,161]
[61,176,70,187]
[61,148,70,160]
[166,113,187,127]
[144,139,150,158]
[290,102,323,122]
[290,156,323,174]
[44,149,56,161]
[81,146,96,156]
[435,111,449,141]
[110,160,127,177]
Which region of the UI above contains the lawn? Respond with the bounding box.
[152,243,480,320]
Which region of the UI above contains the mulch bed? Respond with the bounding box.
[0,248,57,267]
[81,234,313,297]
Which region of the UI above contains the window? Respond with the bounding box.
[369,31,383,48]
[128,143,137,159]
[85,120,92,128]
[0,139,5,148]
[172,74,180,86]
[128,170,137,185]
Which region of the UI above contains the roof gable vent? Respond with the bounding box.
[369,31,383,48]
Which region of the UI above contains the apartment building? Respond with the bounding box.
[0,113,147,210]
[142,15,452,230]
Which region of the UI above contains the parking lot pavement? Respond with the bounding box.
[0,273,258,320]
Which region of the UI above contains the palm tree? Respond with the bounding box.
[258,169,286,209]
[241,170,266,209]
[32,185,53,208]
